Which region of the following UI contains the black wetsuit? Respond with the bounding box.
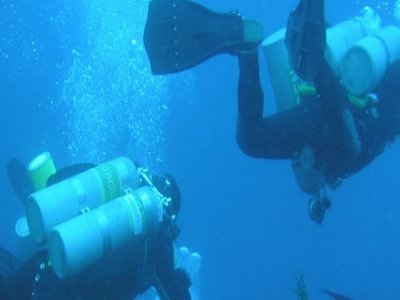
[236,51,400,182]
[0,224,191,300]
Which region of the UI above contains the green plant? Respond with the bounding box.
[293,271,308,300]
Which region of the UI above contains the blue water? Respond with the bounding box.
[1,0,400,299]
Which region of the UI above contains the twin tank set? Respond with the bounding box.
[25,153,164,280]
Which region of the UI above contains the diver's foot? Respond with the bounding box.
[225,17,264,54]
[242,19,264,49]
[308,197,331,224]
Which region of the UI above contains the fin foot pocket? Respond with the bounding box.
[243,20,264,46]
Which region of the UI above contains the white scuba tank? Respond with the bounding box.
[26,157,140,245]
[341,25,400,96]
[48,186,164,279]
[262,7,381,111]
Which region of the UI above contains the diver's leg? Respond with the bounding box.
[236,52,264,140]
[236,51,272,157]
[236,52,322,159]
[286,0,326,81]
[286,0,361,161]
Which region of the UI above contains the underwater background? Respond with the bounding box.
[1,0,400,299]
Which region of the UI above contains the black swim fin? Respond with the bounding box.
[286,0,326,81]
[6,159,33,206]
[321,289,355,300]
[144,0,263,74]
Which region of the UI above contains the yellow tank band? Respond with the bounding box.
[28,152,57,191]
[298,82,317,96]
[123,193,146,235]
[295,80,370,110]
[348,94,369,109]
[95,162,123,202]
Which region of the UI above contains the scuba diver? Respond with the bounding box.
[143,0,400,223]
[1,155,191,299]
